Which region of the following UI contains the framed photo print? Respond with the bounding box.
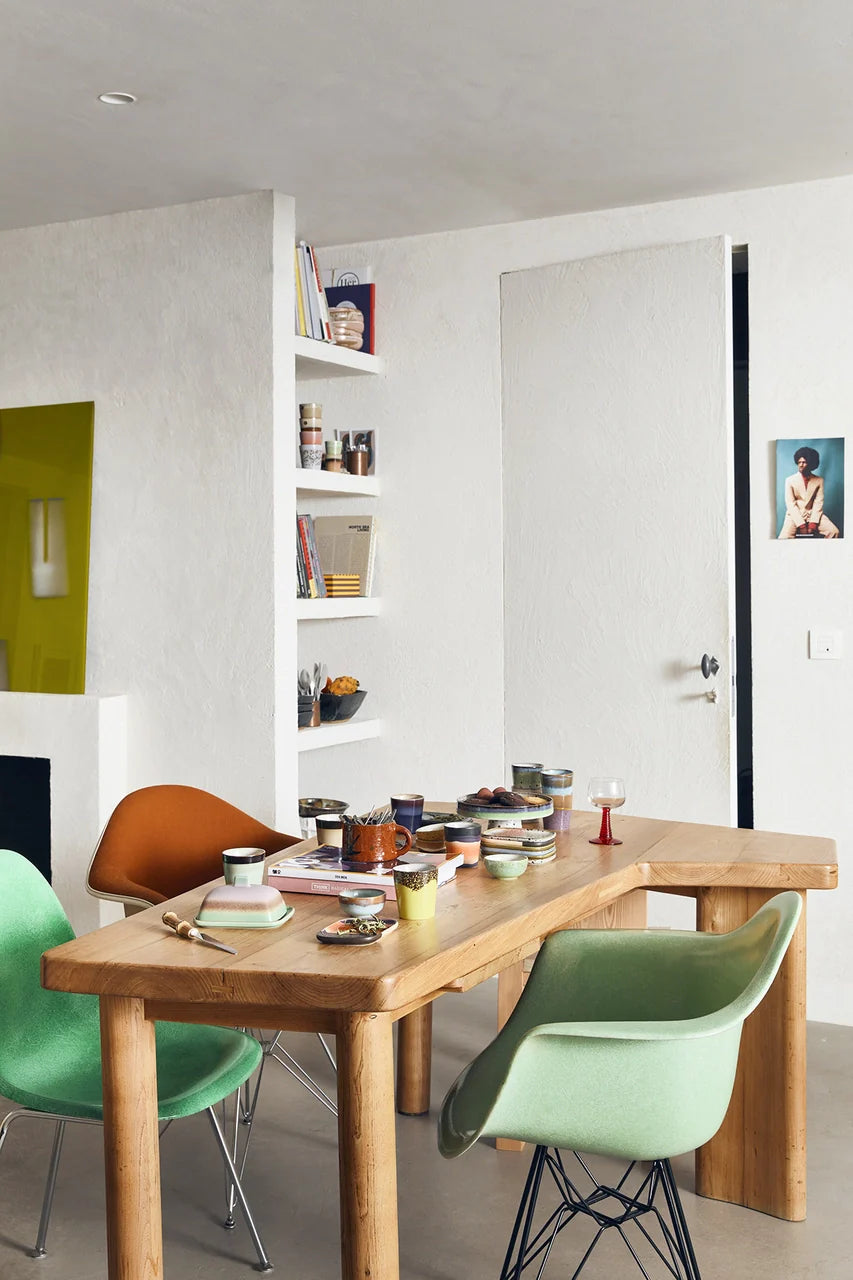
[775,438,844,539]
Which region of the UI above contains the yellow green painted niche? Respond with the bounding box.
[0,402,94,693]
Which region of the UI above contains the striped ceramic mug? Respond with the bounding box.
[542,769,573,831]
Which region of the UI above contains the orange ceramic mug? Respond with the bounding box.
[344,821,413,865]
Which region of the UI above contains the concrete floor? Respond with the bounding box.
[1,981,851,1279]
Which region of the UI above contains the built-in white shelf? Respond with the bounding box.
[294,337,382,377]
[293,470,380,497]
[296,718,382,752]
[295,597,381,620]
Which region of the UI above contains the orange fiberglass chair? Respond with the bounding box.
[86,785,339,1120]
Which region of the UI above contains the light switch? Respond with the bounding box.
[809,629,842,660]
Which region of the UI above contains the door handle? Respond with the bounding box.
[701,654,720,679]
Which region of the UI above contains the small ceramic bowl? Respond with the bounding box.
[483,852,529,879]
[338,887,387,918]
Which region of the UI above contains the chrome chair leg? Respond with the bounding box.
[317,1033,337,1071]
[31,1120,66,1258]
[206,1106,272,1272]
[268,1035,338,1116]
[0,1110,99,1260]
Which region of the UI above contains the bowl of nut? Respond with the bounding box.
[319,675,368,722]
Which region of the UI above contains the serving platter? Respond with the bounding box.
[456,793,553,824]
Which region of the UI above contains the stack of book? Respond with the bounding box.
[296,513,327,599]
[294,241,332,341]
[324,574,360,597]
[267,846,462,899]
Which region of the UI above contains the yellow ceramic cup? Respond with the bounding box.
[393,861,438,920]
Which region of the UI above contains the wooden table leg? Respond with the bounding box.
[337,1012,399,1280]
[396,1003,432,1115]
[99,995,162,1280]
[695,887,807,1220]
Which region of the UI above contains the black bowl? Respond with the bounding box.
[319,689,368,722]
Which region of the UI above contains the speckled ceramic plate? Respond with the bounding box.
[456,795,554,823]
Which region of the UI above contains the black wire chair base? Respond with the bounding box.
[499,1147,702,1280]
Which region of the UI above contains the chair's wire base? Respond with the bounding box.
[0,1103,271,1272]
[500,1147,701,1280]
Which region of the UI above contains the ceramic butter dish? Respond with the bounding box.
[195,884,294,929]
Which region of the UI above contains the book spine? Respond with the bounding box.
[365,516,377,597]
[297,515,317,598]
[296,516,309,597]
[309,244,333,342]
[299,241,322,339]
[294,246,307,337]
[304,515,327,598]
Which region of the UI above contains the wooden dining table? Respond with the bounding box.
[41,808,836,1280]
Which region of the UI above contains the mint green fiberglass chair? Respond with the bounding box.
[0,849,271,1271]
[439,891,802,1280]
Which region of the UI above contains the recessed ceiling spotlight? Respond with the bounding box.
[98,92,137,106]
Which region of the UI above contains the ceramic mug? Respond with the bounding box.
[315,814,344,848]
[343,821,413,866]
[512,763,543,793]
[444,820,482,867]
[393,861,438,920]
[390,793,424,834]
[542,768,573,831]
[222,847,266,886]
[300,443,324,470]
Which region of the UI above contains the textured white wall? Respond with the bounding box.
[323,176,852,1024]
[0,192,288,830]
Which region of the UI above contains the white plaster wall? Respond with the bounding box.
[0,193,288,831]
[322,176,853,1024]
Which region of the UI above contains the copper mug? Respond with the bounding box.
[344,821,413,866]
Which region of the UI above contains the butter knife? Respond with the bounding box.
[162,911,237,955]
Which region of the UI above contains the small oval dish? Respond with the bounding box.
[483,852,529,879]
[317,918,398,945]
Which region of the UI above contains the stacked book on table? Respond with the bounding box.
[268,846,462,900]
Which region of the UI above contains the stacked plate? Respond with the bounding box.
[480,827,557,864]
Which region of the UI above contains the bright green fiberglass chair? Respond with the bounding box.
[0,848,271,1271]
[439,890,802,1280]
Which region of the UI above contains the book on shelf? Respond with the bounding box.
[294,246,308,337]
[295,241,334,342]
[268,846,462,900]
[321,267,375,355]
[296,513,328,598]
[312,514,376,597]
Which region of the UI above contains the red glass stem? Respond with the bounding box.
[597,806,612,843]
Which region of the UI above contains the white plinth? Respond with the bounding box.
[0,693,128,934]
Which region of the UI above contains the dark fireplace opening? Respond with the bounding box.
[0,756,51,881]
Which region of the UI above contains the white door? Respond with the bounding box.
[501,237,736,826]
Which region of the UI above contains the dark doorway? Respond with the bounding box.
[732,251,753,828]
[0,755,51,879]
